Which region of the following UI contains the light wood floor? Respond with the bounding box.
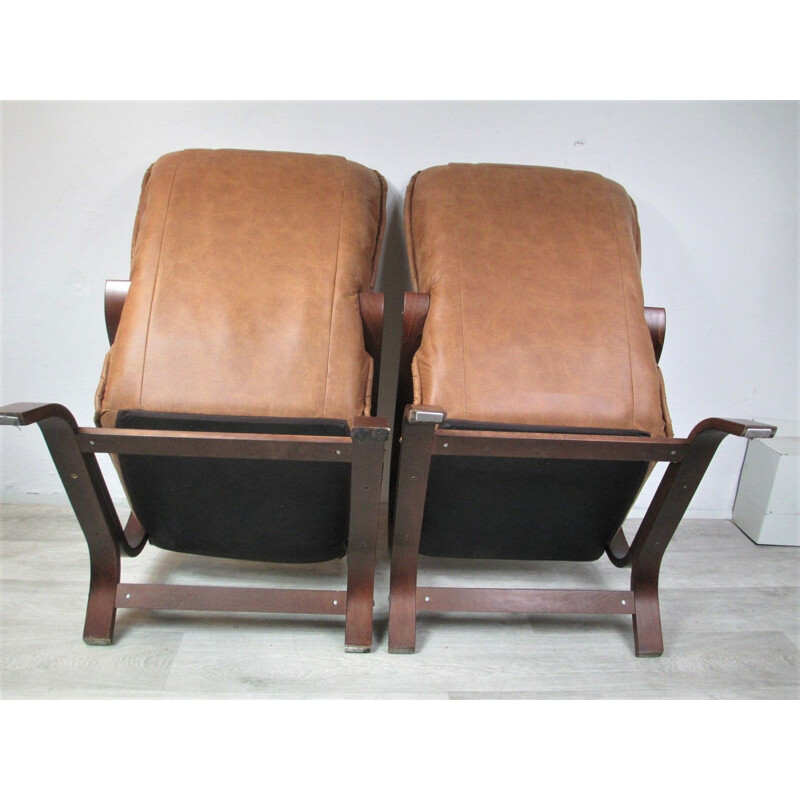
[1,503,798,699]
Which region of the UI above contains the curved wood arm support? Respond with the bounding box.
[396,293,430,415]
[0,401,123,642]
[358,292,384,361]
[359,292,384,416]
[105,280,130,345]
[625,416,775,655]
[643,307,666,363]
[687,417,777,440]
[401,292,430,372]
[0,402,80,429]
[606,528,631,567]
[610,417,776,571]
[0,401,146,557]
[122,514,148,556]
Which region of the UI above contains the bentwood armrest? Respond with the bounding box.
[0,403,79,428]
[688,418,777,440]
[104,280,131,345]
[643,306,666,363]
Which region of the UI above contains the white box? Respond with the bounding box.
[733,419,799,546]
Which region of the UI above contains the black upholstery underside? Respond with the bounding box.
[419,420,649,561]
[116,410,351,563]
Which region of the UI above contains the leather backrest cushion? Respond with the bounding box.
[96,149,386,427]
[405,163,671,437]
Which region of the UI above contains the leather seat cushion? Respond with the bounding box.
[404,163,671,437]
[96,149,386,426]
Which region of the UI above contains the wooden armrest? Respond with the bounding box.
[0,402,78,429]
[688,418,777,440]
[644,306,666,363]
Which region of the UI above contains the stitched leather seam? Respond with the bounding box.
[450,167,469,416]
[405,173,422,402]
[138,157,179,407]
[609,189,636,430]
[322,161,349,417]
[130,165,153,260]
[369,171,387,290]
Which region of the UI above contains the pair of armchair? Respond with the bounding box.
[1,149,775,657]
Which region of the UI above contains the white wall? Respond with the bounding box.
[2,101,798,517]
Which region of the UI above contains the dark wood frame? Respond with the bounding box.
[0,282,389,652]
[387,293,776,656]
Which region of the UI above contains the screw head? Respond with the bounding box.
[70,473,78,479]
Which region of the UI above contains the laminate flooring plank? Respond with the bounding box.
[658,586,800,638]
[1,505,798,699]
[2,578,92,629]
[158,621,798,698]
[1,626,182,698]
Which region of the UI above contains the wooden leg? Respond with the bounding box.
[83,560,120,645]
[388,406,444,654]
[344,419,389,652]
[40,415,122,644]
[631,584,664,657]
[627,419,774,657]
[1,404,123,644]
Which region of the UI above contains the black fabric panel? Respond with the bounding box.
[116,410,351,563]
[420,421,649,562]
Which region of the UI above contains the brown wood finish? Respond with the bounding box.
[116,584,348,614]
[432,428,688,462]
[387,405,444,654]
[416,587,635,614]
[388,291,431,526]
[344,417,390,652]
[605,528,631,566]
[76,428,352,461]
[399,292,430,380]
[394,292,430,435]
[359,292,384,416]
[386,291,776,657]
[387,402,777,657]
[1,403,122,643]
[644,306,666,363]
[122,513,148,556]
[0,402,389,650]
[104,280,130,345]
[625,418,774,655]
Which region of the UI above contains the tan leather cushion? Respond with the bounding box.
[96,149,386,426]
[405,163,671,437]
